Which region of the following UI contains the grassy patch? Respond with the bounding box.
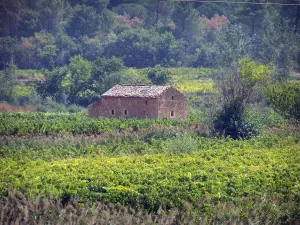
[173,80,217,94]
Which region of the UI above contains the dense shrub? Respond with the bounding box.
[213,104,258,139]
[147,65,170,85]
[266,81,300,120]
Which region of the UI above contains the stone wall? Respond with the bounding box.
[88,96,158,119]
[157,87,187,120]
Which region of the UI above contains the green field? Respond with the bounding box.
[1,68,300,224]
[0,112,299,224]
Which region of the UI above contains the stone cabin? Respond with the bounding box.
[88,84,187,120]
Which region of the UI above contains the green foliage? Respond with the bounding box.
[266,81,300,120]
[0,37,18,70]
[172,2,202,41]
[0,62,18,103]
[0,134,299,211]
[257,13,297,80]
[213,24,253,67]
[17,31,58,69]
[113,3,147,20]
[214,103,258,139]
[168,67,215,80]
[63,55,93,104]
[0,112,182,136]
[1,0,300,74]
[105,28,179,68]
[67,4,101,38]
[37,56,124,106]
[214,58,273,139]
[147,65,170,85]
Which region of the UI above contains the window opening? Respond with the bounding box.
[172,96,174,100]
[124,109,128,116]
[171,111,174,117]
[111,109,115,115]
[145,101,148,105]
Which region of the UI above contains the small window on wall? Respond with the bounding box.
[124,109,128,116]
[111,109,115,115]
[171,111,174,117]
[145,101,148,105]
[172,96,174,100]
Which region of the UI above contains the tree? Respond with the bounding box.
[0,61,18,103]
[89,56,124,94]
[232,0,266,36]
[172,2,202,40]
[256,13,297,80]
[143,0,174,27]
[280,0,300,34]
[66,4,101,38]
[266,82,300,120]
[70,0,110,13]
[99,9,116,34]
[0,0,23,36]
[196,2,225,18]
[17,31,58,69]
[38,56,124,106]
[214,58,273,139]
[0,37,18,69]
[113,3,147,21]
[105,28,179,68]
[213,24,253,67]
[36,66,68,104]
[62,55,93,104]
[147,65,170,85]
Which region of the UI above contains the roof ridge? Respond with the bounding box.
[119,83,169,86]
[102,84,171,98]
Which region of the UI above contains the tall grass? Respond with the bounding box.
[1,192,299,225]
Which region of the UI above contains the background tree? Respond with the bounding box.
[105,28,179,68]
[66,4,101,38]
[256,13,297,80]
[147,65,170,85]
[0,61,18,103]
[143,0,174,27]
[0,0,23,36]
[213,24,253,68]
[214,58,273,139]
[266,82,300,120]
[0,37,18,69]
[62,55,93,104]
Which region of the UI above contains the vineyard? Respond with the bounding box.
[0,111,300,224]
[0,112,183,136]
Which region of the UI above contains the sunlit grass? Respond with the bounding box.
[169,67,215,80]
[173,80,217,94]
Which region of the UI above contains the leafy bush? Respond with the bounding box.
[214,58,273,139]
[213,104,258,139]
[265,81,300,120]
[147,65,170,85]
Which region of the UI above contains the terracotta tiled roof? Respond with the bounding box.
[102,84,171,98]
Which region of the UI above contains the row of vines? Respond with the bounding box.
[0,112,185,135]
[1,145,299,211]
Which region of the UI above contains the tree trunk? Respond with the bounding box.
[155,0,160,26]
[294,6,300,34]
[251,16,255,36]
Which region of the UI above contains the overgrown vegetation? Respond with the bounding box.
[213,58,273,139]
[266,81,300,120]
[1,1,300,223]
